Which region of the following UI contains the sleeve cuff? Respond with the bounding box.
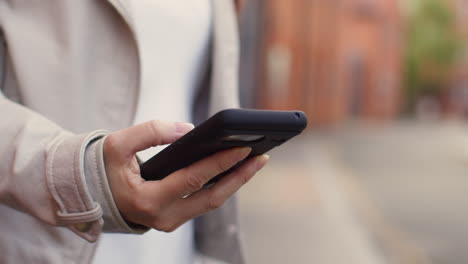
[84,135,149,235]
[46,130,108,242]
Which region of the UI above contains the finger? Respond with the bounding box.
[155,147,252,200]
[169,155,269,221]
[111,120,194,156]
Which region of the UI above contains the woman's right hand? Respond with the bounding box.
[102,120,269,232]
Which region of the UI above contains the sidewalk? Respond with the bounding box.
[239,134,386,264]
[239,121,468,264]
[334,121,468,264]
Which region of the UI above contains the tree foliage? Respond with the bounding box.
[404,0,463,111]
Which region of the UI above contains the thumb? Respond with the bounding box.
[111,120,194,156]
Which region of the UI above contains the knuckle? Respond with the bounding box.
[104,134,120,153]
[150,218,163,229]
[154,221,177,233]
[133,198,158,216]
[165,225,178,233]
[240,166,257,185]
[206,194,225,211]
[215,156,233,173]
[147,120,161,137]
[240,173,251,185]
[184,173,205,193]
[134,201,152,215]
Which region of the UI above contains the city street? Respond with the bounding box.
[239,121,468,264]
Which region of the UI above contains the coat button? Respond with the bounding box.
[74,222,93,233]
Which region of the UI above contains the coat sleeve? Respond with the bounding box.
[0,95,150,243]
[0,95,108,242]
[0,28,147,243]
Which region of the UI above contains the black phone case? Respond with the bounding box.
[140,109,308,185]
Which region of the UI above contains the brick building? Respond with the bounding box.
[242,0,403,125]
[446,0,468,117]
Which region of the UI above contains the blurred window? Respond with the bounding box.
[353,0,379,20]
[349,53,366,115]
[266,44,292,99]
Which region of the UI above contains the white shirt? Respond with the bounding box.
[93,1,212,263]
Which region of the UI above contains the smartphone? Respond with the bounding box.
[140,109,308,185]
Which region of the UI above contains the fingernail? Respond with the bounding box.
[256,155,270,170]
[175,122,195,133]
[237,147,252,160]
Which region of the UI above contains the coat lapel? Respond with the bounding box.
[103,1,243,262]
[105,0,141,125]
[106,0,240,120]
[209,0,241,115]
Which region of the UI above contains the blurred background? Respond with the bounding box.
[235,0,468,263]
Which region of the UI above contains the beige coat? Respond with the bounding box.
[0,0,244,263]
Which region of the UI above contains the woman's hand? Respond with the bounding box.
[103,120,268,232]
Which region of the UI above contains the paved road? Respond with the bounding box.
[239,120,468,264]
[239,130,385,264]
[334,121,468,264]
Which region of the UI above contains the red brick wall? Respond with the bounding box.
[256,0,403,125]
[336,0,403,120]
[447,0,468,117]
